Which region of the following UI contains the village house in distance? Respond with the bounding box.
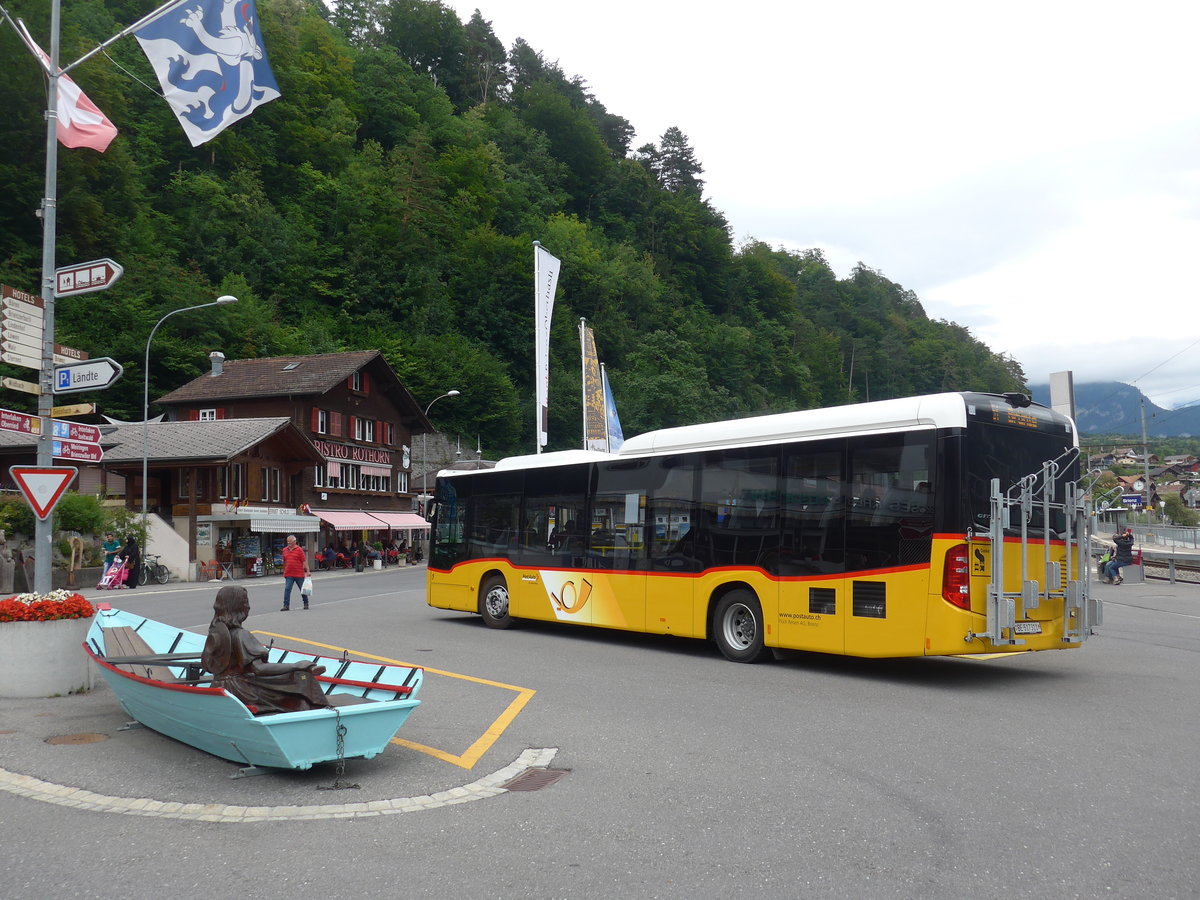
[100,349,434,577]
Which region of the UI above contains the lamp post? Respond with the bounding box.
[419,390,459,556]
[142,296,238,543]
[420,390,460,508]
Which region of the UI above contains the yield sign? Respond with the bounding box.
[10,466,77,520]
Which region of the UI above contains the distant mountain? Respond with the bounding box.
[1028,382,1200,437]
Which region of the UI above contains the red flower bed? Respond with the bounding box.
[0,591,95,623]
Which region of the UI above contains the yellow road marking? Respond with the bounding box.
[254,631,535,770]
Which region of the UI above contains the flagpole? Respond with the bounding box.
[600,362,610,453]
[533,240,542,454]
[579,317,587,451]
[30,0,63,595]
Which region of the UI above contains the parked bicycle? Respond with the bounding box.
[140,553,170,585]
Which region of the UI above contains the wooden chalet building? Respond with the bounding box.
[134,350,433,572]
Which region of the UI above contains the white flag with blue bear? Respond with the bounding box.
[134,0,280,147]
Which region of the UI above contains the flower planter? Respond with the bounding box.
[0,616,94,698]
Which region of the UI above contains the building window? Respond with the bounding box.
[356,418,375,442]
[199,408,217,421]
[314,409,328,435]
[267,467,281,502]
[219,463,246,499]
[397,471,408,494]
[351,371,363,392]
[385,422,395,446]
[315,466,325,488]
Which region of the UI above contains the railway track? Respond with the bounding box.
[1142,559,1200,585]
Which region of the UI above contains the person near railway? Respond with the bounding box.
[279,534,310,610]
[1104,528,1136,585]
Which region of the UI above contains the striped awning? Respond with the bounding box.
[314,510,383,530]
[249,515,322,533]
[367,511,428,530]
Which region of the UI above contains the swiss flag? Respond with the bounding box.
[22,26,117,152]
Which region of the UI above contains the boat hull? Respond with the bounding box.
[84,608,423,771]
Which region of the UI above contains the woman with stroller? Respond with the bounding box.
[121,535,141,589]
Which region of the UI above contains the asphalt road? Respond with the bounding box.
[2,567,1197,899]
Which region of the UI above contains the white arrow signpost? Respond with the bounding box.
[53,357,124,394]
[54,258,123,297]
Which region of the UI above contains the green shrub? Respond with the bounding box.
[54,492,107,535]
[0,496,34,539]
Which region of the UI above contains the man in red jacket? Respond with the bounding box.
[280,534,311,611]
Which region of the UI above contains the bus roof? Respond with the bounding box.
[444,393,1072,478]
[617,392,1067,456]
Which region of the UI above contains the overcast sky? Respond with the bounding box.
[444,0,1200,408]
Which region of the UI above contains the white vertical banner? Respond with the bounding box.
[533,241,561,451]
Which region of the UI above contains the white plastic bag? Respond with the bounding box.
[300,575,313,596]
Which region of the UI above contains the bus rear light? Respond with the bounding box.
[942,543,971,610]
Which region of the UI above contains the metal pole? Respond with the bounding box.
[420,390,459,557]
[142,297,237,542]
[33,0,63,595]
[1140,398,1151,521]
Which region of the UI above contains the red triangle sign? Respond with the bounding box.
[10,466,77,519]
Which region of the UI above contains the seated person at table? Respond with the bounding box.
[201,585,330,714]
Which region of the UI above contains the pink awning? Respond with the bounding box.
[366,511,428,530]
[314,510,383,530]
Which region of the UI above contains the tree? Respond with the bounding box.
[653,126,705,195]
[464,10,509,104]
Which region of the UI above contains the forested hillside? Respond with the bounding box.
[0,0,1025,454]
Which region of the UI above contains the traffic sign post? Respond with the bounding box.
[51,419,101,443]
[54,259,123,297]
[0,407,41,436]
[2,377,40,396]
[51,402,96,417]
[53,357,124,394]
[52,439,103,462]
[10,466,77,520]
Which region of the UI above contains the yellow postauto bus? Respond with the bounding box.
[426,392,1101,662]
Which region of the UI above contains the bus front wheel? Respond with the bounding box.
[713,590,769,663]
[480,575,514,629]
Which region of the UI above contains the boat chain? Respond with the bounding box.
[318,706,360,791]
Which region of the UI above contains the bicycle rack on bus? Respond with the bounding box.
[969,448,1102,647]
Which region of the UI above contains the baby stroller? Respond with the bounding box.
[97,556,129,590]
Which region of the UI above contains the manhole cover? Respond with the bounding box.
[503,767,569,792]
[46,733,109,745]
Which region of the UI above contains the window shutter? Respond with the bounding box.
[331,412,343,436]
[349,415,357,438]
[188,409,199,421]
[362,372,370,394]
[311,408,320,432]
[215,408,226,420]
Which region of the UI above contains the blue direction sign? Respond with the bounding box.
[53,357,123,394]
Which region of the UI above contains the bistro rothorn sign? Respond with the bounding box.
[312,439,392,466]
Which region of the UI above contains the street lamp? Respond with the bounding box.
[419,390,460,512]
[142,296,238,541]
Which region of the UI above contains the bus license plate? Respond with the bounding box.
[1013,621,1042,635]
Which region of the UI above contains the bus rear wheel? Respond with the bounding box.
[480,575,513,629]
[713,590,769,663]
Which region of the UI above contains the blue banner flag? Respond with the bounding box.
[134,0,280,146]
[602,364,624,452]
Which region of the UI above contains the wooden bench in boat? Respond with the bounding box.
[102,626,187,683]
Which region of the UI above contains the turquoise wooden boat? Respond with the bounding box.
[83,606,423,772]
